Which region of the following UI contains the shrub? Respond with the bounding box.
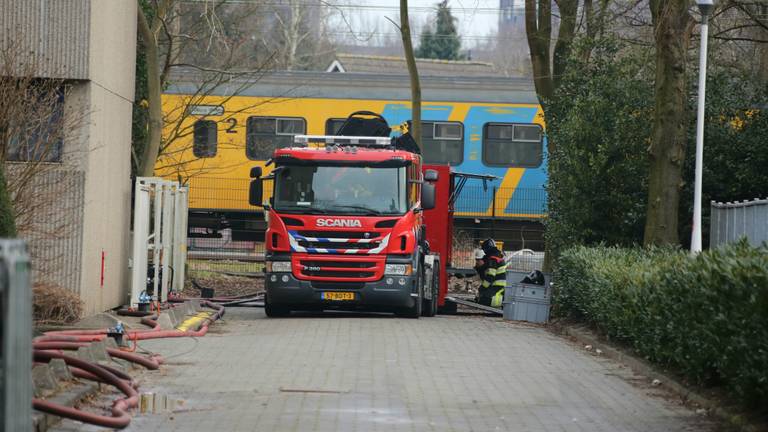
[554,242,768,408]
[33,283,83,325]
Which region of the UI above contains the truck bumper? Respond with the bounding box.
[265,272,417,311]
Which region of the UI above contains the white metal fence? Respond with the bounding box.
[131,178,189,306]
[710,198,768,248]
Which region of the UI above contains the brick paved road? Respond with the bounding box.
[54,309,714,432]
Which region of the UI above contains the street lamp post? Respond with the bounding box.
[691,0,714,253]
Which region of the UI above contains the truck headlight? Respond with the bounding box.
[267,261,292,273]
[385,264,412,275]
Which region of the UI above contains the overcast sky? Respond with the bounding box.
[328,0,525,49]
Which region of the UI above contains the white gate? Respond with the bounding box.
[131,178,188,306]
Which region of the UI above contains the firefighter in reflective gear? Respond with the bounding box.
[476,239,507,307]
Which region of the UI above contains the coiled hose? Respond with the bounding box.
[31,301,225,429]
[32,350,138,429]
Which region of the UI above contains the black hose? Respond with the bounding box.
[116,309,154,317]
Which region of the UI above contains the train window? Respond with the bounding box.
[325,118,346,135]
[246,116,306,160]
[193,120,217,158]
[422,121,463,165]
[482,123,542,167]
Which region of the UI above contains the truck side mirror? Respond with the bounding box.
[424,169,438,182]
[422,183,436,210]
[249,168,263,206]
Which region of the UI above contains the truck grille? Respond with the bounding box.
[288,230,390,254]
[297,239,382,250]
[295,256,383,281]
[297,231,380,239]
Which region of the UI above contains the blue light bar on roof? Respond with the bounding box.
[294,135,393,146]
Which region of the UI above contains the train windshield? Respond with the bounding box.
[273,165,408,215]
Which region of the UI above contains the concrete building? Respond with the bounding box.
[1,0,137,315]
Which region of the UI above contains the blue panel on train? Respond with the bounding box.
[456,106,540,214]
[505,154,548,215]
[380,103,453,125]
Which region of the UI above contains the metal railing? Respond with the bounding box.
[181,177,547,218]
[1,240,32,432]
[710,198,768,248]
[454,186,547,219]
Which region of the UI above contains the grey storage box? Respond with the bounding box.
[503,297,550,323]
[503,270,552,323]
[503,271,551,302]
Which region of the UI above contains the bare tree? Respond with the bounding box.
[0,39,89,286]
[153,66,281,181]
[135,0,340,177]
[136,0,274,177]
[524,0,580,109]
[390,0,422,150]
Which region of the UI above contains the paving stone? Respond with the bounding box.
[52,309,717,432]
[75,346,95,363]
[32,365,58,397]
[189,299,201,312]
[183,301,196,316]
[103,337,119,349]
[89,341,109,362]
[156,312,175,330]
[48,358,73,382]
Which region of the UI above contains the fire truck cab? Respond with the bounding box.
[249,134,446,318]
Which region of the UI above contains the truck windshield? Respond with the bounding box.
[273,165,408,215]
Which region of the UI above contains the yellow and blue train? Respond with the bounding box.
[158,70,547,242]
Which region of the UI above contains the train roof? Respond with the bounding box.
[165,68,539,105]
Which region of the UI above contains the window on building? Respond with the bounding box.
[246,117,306,160]
[325,118,346,135]
[421,121,463,165]
[482,123,543,167]
[6,86,64,162]
[193,120,218,158]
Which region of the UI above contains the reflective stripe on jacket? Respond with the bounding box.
[481,255,507,289]
[491,289,504,307]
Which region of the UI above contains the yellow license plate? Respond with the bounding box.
[322,292,355,301]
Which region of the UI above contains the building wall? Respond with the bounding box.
[76,1,136,315]
[2,0,136,316]
[0,0,91,79]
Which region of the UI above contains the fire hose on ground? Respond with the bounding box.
[31,300,225,429]
[32,350,138,429]
[35,301,225,343]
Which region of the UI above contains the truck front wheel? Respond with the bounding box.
[422,265,439,317]
[264,297,291,318]
[398,272,422,319]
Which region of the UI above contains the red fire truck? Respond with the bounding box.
[249,126,483,318]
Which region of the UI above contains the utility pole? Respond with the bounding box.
[691,0,714,253]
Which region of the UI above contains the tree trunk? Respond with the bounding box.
[0,165,17,237]
[400,0,422,150]
[643,0,692,246]
[552,0,578,87]
[756,4,768,83]
[137,7,164,178]
[524,0,553,103]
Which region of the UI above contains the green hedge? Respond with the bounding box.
[554,242,768,408]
